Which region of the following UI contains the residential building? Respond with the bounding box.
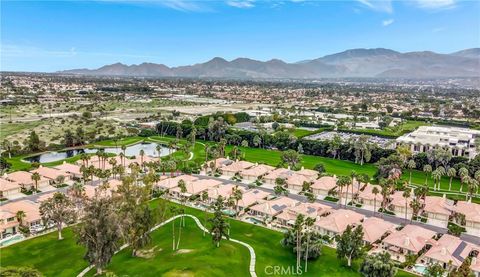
[396,126,480,159]
[454,201,480,236]
[381,225,436,262]
[221,160,255,177]
[240,164,275,182]
[311,176,337,197]
[249,197,299,220]
[314,209,364,238]
[276,202,331,227]
[423,196,454,227]
[3,171,50,191]
[361,217,396,245]
[0,178,21,199]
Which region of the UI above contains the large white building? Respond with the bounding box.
[396,125,480,159]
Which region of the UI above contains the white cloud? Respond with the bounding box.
[382,18,394,26]
[226,0,255,8]
[414,0,456,9]
[96,0,208,12]
[356,0,393,13]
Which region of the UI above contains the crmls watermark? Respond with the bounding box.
[264,265,303,275]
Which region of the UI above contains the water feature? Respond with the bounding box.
[413,264,427,275]
[24,142,172,163]
[0,234,24,247]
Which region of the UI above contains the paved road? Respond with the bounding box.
[194,174,480,246]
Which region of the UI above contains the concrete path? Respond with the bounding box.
[77,214,257,277]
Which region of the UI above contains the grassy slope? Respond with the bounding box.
[0,121,44,140]
[87,217,250,277]
[1,199,414,277]
[347,120,429,138]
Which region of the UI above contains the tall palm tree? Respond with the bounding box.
[156,144,162,162]
[475,170,480,194]
[304,217,316,273]
[139,149,145,171]
[121,145,127,167]
[31,172,41,194]
[431,169,441,191]
[447,167,457,191]
[402,190,411,224]
[466,177,478,201]
[336,176,350,208]
[407,159,416,185]
[372,186,379,215]
[423,164,432,186]
[201,191,209,237]
[349,171,357,206]
[232,185,243,218]
[458,167,469,193]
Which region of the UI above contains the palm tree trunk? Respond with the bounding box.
[172,218,176,250]
[304,232,310,272]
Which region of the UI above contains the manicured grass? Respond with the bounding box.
[87,217,250,277]
[0,228,88,277]
[92,136,144,147]
[1,199,415,277]
[0,121,44,139]
[344,120,429,138]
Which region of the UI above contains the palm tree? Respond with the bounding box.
[372,186,379,215]
[232,185,243,218]
[156,144,162,162]
[402,190,411,224]
[349,171,357,205]
[447,167,457,191]
[409,198,422,222]
[139,149,145,171]
[294,214,305,271]
[466,177,478,201]
[336,176,350,208]
[475,170,480,194]
[121,145,127,167]
[458,167,469,193]
[407,159,416,185]
[201,191,209,237]
[423,164,432,186]
[304,217,316,273]
[16,210,26,226]
[31,172,41,194]
[431,169,441,191]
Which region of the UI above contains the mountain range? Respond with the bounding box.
[60,48,480,79]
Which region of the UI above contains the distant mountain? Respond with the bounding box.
[59,48,480,79]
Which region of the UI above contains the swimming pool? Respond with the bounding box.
[0,234,24,247]
[245,217,264,225]
[414,264,427,275]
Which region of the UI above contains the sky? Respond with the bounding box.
[1,0,479,72]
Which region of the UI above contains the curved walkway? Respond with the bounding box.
[77,214,257,277]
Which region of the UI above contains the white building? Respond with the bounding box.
[396,126,480,159]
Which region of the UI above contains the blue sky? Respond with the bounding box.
[1,0,479,72]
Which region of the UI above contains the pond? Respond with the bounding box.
[24,142,172,163]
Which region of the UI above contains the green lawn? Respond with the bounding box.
[0,121,44,139]
[92,136,144,147]
[0,228,88,276]
[344,120,429,138]
[1,199,414,277]
[87,217,250,277]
